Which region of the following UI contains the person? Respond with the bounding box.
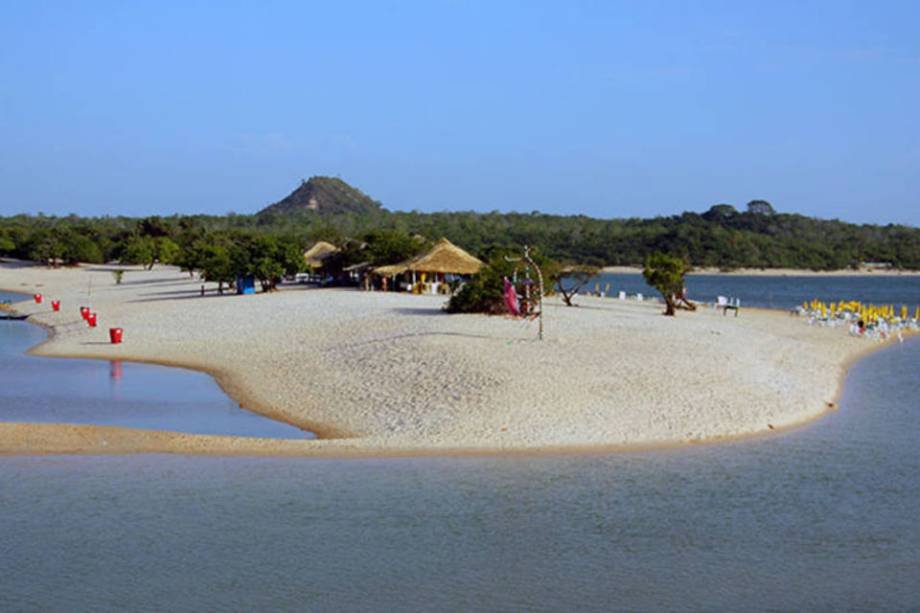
[676,286,697,311]
[381,276,388,292]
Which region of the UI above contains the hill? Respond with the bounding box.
[258,177,382,216]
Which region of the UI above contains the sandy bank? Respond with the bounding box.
[0,263,900,457]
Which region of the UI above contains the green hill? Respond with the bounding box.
[258,177,382,216]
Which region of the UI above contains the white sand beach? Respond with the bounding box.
[0,263,896,457]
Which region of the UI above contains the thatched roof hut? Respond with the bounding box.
[303,241,340,268]
[373,238,483,276]
[406,238,483,274]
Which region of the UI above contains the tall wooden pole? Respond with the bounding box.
[505,245,545,341]
[522,245,544,341]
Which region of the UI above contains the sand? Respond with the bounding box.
[0,262,898,457]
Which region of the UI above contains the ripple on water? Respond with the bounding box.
[1,293,919,610]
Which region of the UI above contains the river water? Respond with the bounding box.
[0,291,308,439]
[586,272,920,309]
[1,283,919,610]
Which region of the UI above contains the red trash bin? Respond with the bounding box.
[87,312,98,327]
[51,300,61,312]
[33,293,43,304]
[80,306,90,320]
[109,328,124,344]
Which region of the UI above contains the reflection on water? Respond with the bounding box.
[0,298,310,439]
[1,336,918,609]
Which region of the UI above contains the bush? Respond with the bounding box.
[446,254,515,314]
[642,252,689,316]
[447,249,557,314]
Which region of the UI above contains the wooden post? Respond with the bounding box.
[505,245,545,341]
[522,245,544,341]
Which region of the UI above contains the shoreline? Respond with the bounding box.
[601,266,920,276]
[0,266,909,458]
[25,326,344,440]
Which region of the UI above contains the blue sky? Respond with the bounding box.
[1,1,918,224]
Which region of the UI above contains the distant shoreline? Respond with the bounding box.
[602,266,920,277]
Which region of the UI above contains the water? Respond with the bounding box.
[0,291,309,439]
[2,290,920,610]
[583,272,920,309]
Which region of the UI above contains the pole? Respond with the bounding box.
[522,245,544,341]
[505,245,545,341]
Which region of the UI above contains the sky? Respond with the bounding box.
[1,1,918,224]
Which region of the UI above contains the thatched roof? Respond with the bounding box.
[374,262,408,276]
[303,241,340,267]
[343,261,372,272]
[408,238,483,274]
[373,238,483,276]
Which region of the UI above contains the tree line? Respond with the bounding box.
[1,199,918,274]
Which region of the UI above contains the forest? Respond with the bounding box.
[1,199,918,272]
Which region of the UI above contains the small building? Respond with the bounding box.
[343,261,374,288]
[303,241,342,280]
[304,241,340,269]
[373,238,484,294]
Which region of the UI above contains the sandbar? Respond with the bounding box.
[0,262,902,457]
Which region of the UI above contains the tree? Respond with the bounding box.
[137,216,171,238]
[0,234,15,254]
[222,234,304,292]
[642,252,689,316]
[1,193,919,273]
[250,236,283,291]
[702,204,738,222]
[746,200,775,216]
[61,232,103,264]
[29,233,65,266]
[120,237,155,268]
[177,241,206,277]
[553,264,601,307]
[154,237,181,267]
[277,240,306,277]
[199,244,234,293]
[364,230,426,265]
[254,256,285,292]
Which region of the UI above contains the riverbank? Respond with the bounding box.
[0,264,902,457]
[603,265,920,276]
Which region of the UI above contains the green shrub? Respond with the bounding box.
[447,249,557,314]
[642,252,689,316]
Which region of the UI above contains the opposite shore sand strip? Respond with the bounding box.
[602,265,920,276]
